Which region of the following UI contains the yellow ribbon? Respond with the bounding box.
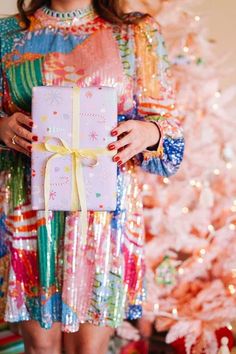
[38,87,116,246]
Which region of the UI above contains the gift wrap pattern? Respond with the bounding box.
[0,5,185,331]
[31,86,117,211]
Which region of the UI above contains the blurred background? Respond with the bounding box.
[188,0,236,87]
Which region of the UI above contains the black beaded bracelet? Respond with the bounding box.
[146,121,162,151]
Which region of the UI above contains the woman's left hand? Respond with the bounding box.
[108,120,160,166]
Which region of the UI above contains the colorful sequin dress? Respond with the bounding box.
[0,5,185,332]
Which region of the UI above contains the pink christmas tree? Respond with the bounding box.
[120,0,236,352]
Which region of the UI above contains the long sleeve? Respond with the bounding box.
[0,33,8,149]
[0,32,9,150]
[0,37,6,119]
[133,16,185,177]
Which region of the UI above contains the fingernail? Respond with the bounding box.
[28,145,32,151]
[32,135,38,142]
[117,160,123,166]
[111,130,118,136]
[108,144,115,150]
[113,156,120,162]
[29,121,34,127]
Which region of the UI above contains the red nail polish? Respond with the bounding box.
[29,121,34,127]
[113,156,120,162]
[32,136,38,142]
[117,160,123,166]
[111,131,118,136]
[108,144,115,150]
[28,145,32,151]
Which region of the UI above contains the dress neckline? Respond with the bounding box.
[41,4,95,23]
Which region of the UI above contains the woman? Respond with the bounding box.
[0,0,185,353]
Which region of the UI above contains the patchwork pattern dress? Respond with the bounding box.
[0,5,185,332]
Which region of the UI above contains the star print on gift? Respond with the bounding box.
[45,90,63,105]
[89,131,98,141]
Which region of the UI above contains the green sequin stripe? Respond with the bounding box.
[0,151,30,210]
[38,211,65,289]
[7,57,44,111]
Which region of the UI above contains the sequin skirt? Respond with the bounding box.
[0,152,146,332]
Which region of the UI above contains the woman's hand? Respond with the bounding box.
[0,112,37,156]
[108,120,160,165]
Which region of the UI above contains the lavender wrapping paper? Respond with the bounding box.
[31,86,117,211]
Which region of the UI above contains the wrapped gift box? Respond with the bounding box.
[31,86,117,211]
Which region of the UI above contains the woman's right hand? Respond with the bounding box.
[0,112,37,157]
